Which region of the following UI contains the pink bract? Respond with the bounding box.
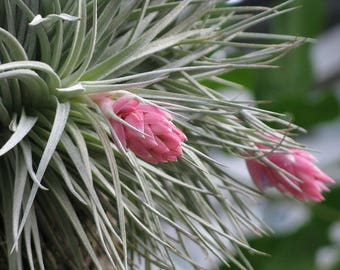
[246,145,334,201]
[93,94,186,163]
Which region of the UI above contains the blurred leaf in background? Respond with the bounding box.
[221,186,340,270]
[224,0,340,129]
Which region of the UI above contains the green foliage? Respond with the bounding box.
[222,186,340,270]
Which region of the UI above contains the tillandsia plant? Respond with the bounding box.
[0,0,334,269]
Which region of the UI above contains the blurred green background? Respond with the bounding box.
[220,0,340,269]
[224,0,340,129]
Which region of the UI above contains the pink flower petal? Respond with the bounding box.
[113,95,139,115]
[93,94,187,163]
[124,112,144,132]
[246,144,334,202]
[110,120,127,148]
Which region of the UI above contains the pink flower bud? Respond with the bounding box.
[93,94,187,163]
[246,145,334,201]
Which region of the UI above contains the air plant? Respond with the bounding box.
[0,0,332,269]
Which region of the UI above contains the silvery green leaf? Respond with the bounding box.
[0,110,37,156]
[29,13,80,26]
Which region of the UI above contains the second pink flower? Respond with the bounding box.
[246,145,334,201]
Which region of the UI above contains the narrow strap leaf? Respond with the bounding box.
[12,149,28,251]
[81,0,191,80]
[29,13,80,26]
[0,110,37,156]
[19,141,48,190]
[0,27,28,60]
[0,60,61,90]
[12,101,70,250]
[46,178,104,270]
